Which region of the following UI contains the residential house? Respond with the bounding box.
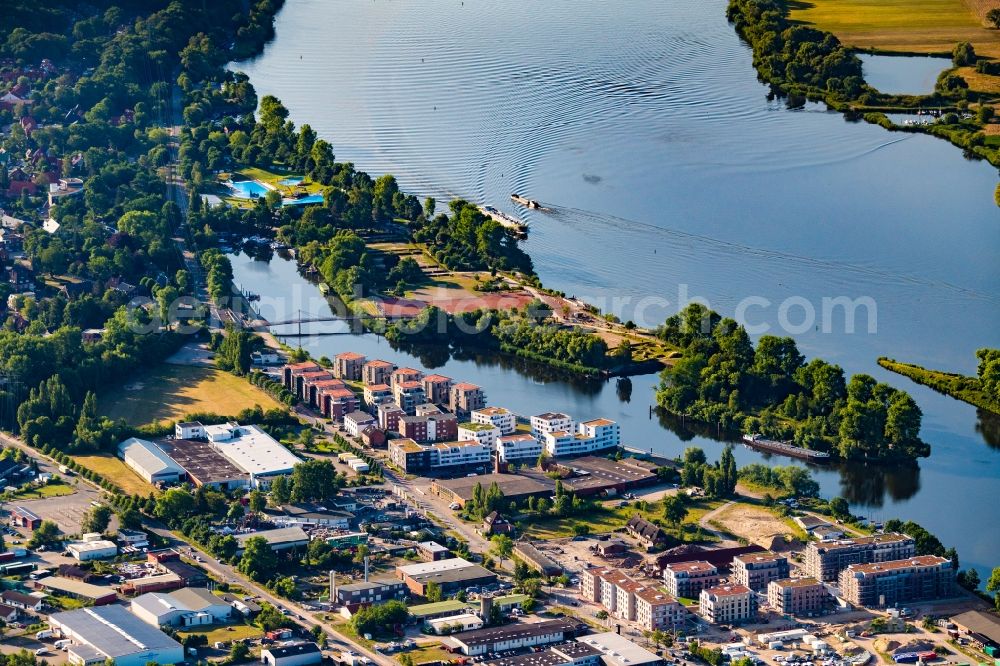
[422,374,453,405]
[450,382,486,415]
[362,359,395,386]
[334,352,366,381]
[471,407,516,435]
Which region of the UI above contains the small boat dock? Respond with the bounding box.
[741,434,831,463]
[479,205,528,237]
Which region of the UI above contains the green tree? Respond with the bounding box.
[987,566,1000,611]
[988,8,1000,29]
[238,536,278,582]
[828,497,850,519]
[662,494,689,527]
[28,520,62,548]
[953,42,976,66]
[270,475,291,505]
[248,489,266,514]
[82,504,112,534]
[425,581,443,602]
[229,641,250,663]
[491,534,514,567]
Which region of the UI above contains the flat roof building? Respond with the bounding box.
[49,605,184,666]
[396,557,498,596]
[234,527,309,553]
[699,584,756,625]
[67,539,118,561]
[261,642,323,666]
[118,438,184,485]
[577,632,663,666]
[663,561,721,599]
[767,577,831,616]
[838,555,954,608]
[805,533,916,582]
[732,552,790,592]
[156,438,249,490]
[431,473,554,507]
[203,423,301,488]
[442,618,583,656]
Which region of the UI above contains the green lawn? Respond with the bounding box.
[789,0,1000,58]
[176,623,263,644]
[99,364,282,426]
[4,480,76,500]
[400,644,457,665]
[521,497,723,541]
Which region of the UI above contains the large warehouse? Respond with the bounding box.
[131,587,233,627]
[118,437,184,484]
[49,605,184,666]
[204,422,301,488]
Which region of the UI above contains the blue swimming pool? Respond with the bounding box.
[229,180,271,198]
[278,177,303,186]
[284,193,324,205]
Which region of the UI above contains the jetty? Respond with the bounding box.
[741,433,831,463]
[479,205,528,237]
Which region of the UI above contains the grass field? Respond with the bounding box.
[400,644,456,665]
[522,496,723,540]
[176,623,263,644]
[70,454,156,495]
[4,480,76,500]
[99,364,281,426]
[790,0,1000,58]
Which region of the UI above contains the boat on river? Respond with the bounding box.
[479,205,528,237]
[741,433,831,463]
[510,193,541,209]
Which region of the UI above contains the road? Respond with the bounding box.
[144,521,396,666]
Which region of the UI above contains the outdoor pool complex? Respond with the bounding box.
[229,180,271,197]
[228,179,322,206]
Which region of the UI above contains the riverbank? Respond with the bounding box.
[878,356,1000,415]
[727,0,1000,195]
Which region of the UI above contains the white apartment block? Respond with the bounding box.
[471,407,517,435]
[431,441,491,468]
[542,418,620,457]
[699,584,756,624]
[497,433,543,463]
[531,412,574,438]
[635,588,686,631]
[582,567,684,631]
[457,423,502,450]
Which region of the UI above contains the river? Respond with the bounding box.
[231,0,1000,579]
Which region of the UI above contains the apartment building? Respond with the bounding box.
[393,381,427,415]
[471,407,517,435]
[388,438,489,474]
[422,374,453,405]
[531,412,574,437]
[334,352,366,381]
[458,422,501,450]
[699,584,756,624]
[364,384,394,409]
[838,555,954,608]
[344,411,376,437]
[805,534,917,582]
[362,359,395,386]
[378,402,406,432]
[542,419,620,457]
[450,383,487,414]
[663,561,721,599]
[581,567,685,631]
[391,367,423,388]
[767,578,831,616]
[400,412,458,443]
[635,587,686,631]
[497,433,543,463]
[732,552,790,592]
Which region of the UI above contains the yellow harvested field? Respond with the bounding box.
[711,502,805,550]
[71,454,156,495]
[958,66,1000,93]
[790,0,1000,58]
[100,364,281,426]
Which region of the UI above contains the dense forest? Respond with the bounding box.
[0,1,287,439]
[655,304,929,462]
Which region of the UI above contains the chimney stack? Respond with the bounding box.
[364,556,370,582]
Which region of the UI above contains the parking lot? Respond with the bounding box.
[7,481,105,536]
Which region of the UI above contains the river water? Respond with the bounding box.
[231,0,1000,579]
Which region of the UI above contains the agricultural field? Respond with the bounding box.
[99,364,281,426]
[790,0,1000,58]
[70,454,156,496]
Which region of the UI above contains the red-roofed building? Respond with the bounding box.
[334,352,366,381]
[450,382,486,415]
